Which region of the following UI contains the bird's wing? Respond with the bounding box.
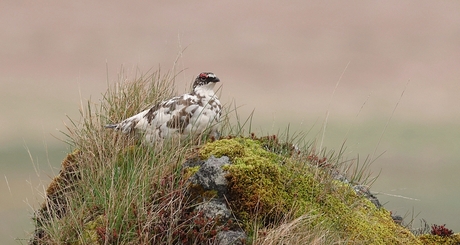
[105,108,150,134]
[108,94,194,133]
[151,94,197,133]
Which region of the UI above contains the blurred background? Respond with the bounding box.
[1,1,460,243]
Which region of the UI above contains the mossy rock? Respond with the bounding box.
[199,137,421,244]
[418,233,460,245]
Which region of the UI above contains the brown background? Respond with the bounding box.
[1,1,460,243]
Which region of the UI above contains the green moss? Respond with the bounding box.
[418,233,460,245]
[199,137,421,244]
[183,165,201,180]
[199,138,246,159]
[80,215,105,245]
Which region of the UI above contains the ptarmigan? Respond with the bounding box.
[105,72,222,144]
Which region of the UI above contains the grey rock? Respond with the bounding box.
[330,169,350,184]
[392,214,403,225]
[186,155,248,243]
[216,230,246,245]
[195,199,232,223]
[353,185,382,208]
[188,155,230,197]
[183,157,205,168]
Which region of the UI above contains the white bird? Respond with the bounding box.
[105,72,222,144]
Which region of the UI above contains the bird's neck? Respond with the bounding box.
[193,86,216,99]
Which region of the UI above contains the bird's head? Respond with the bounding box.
[193,72,220,92]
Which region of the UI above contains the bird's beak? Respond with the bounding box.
[213,77,220,83]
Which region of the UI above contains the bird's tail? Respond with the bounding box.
[105,124,118,129]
